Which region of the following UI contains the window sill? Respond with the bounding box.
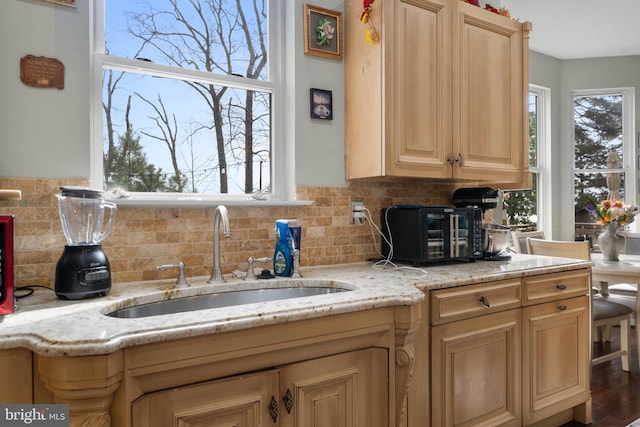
[106,195,313,208]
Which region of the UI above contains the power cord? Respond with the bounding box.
[15,285,56,299]
[358,206,429,277]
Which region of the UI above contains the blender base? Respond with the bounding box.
[55,245,111,300]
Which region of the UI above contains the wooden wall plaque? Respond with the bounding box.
[20,55,65,90]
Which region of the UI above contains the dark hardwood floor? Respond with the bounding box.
[562,326,640,427]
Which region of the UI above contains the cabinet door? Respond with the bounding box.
[0,348,32,404]
[431,309,521,427]
[386,0,452,178]
[522,296,591,425]
[452,1,529,183]
[280,348,388,427]
[131,371,279,427]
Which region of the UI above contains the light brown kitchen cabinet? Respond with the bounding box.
[430,279,522,427]
[0,348,32,403]
[131,348,387,427]
[409,269,592,427]
[31,306,419,427]
[280,348,388,427]
[522,273,591,426]
[431,309,522,426]
[132,370,278,426]
[345,0,531,185]
[451,1,532,185]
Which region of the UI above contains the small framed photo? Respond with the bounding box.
[303,4,343,61]
[310,88,333,120]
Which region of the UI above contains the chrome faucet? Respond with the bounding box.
[208,205,231,283]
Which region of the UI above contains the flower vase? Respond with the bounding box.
[598,222,626,261]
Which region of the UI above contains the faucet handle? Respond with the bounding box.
[245,256,271,280]
[155,261,190,288]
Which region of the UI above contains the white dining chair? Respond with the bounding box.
[510,230,545,253]
[526,238,633,371]
[605,232,639,327]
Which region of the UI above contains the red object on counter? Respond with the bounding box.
[0,215,14,315]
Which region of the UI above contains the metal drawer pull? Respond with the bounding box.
[479,296,490,307]
[556,284,567,291]
[557,304,567,311]
[269,396,278,422]
[283,388,294,414]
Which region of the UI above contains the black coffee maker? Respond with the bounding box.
[452,187,499,214]
[55,187,116,299]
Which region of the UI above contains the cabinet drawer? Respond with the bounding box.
[523,270,590,306]
[431,279,522,325]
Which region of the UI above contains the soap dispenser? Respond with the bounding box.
[273,220,294,277]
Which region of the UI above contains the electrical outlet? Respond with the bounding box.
[351,200,365,224]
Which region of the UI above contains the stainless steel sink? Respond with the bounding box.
[107,283,352,319]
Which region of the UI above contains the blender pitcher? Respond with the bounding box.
[57,186,116,245]
[55,187,116,300]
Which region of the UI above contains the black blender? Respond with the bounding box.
[55,187,116,299]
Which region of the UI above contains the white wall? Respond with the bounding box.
[0,0,90,178]
[292,0,347,187]
[0,0,348,187]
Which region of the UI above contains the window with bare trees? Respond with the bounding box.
[94,0,281,200]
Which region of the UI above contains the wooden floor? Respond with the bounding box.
[562,326,640,427]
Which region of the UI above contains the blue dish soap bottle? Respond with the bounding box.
[273,220,293,277]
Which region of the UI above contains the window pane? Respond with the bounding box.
[573,94,623,169]
[573,93,626,240]
[101,0,273,196]
[103,70,272,194]
[574,172,627,244]
[105,0,268,81]
[528,94,538,167]
[506,91,541,231]
[506,175,538,229]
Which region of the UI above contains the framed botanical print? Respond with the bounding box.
[303,4,343,61]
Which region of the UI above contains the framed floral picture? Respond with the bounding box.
[303,4,343,61]
[310,88,333,120]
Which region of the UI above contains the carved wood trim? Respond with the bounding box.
[36,351,123,427]
[394,303,421,426]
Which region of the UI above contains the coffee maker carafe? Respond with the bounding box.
[55,187,116,299]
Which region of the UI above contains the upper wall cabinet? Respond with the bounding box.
[345,0,532,185]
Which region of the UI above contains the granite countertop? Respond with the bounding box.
[0,254,590,357]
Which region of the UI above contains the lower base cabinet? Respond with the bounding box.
[29,306,420,427]
[522,296,590,425]
[431,309,521,427]
[417,269,592,427]
[131,348,388,427]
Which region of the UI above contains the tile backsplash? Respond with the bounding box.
[0,178,456,288]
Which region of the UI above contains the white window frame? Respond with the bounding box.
[89,0,297,207]
[571,87,636,232]
[530,84,552,235]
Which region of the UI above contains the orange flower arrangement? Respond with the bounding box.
[587,199,639,226]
